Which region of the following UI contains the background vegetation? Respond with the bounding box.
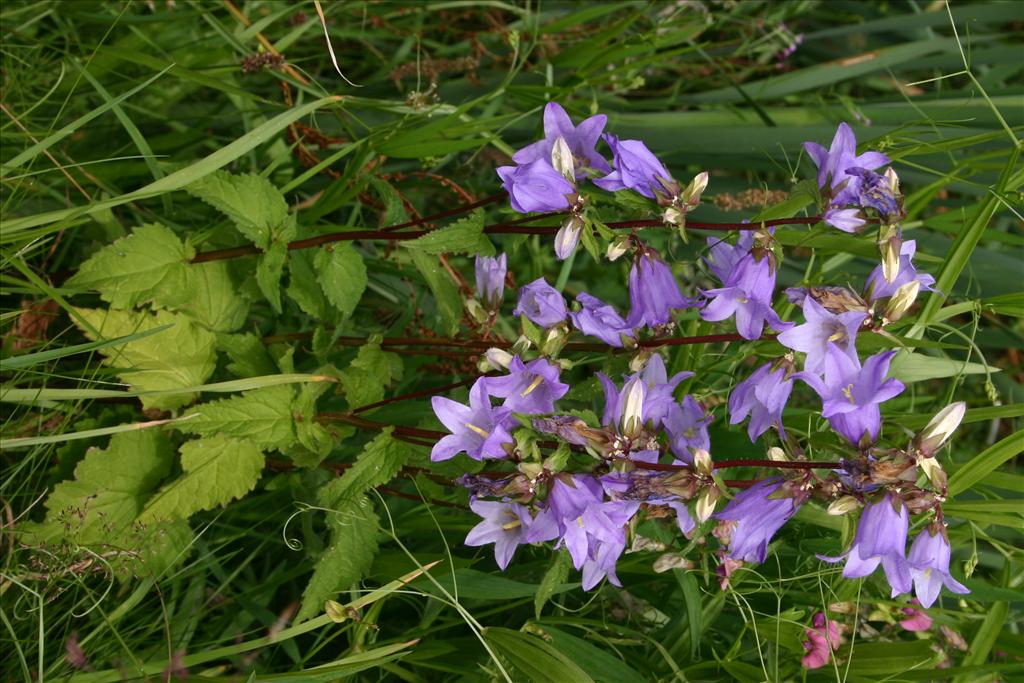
[1,0,1021,681]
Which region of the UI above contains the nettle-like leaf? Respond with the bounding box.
[403,209,494,256]
[339,338,403,408]
[33,430,174,544]
[170,260,250,333]
[180,384,298,451]
[21,430,191,578]
[410,250,462,336]
[75,308,217,410]
[296,494,379,623]
[67,223,194,309]
[186,170,291,250]
[287,250,335,321]
[256,241,288,313]
[315,244,367,320]
[366,175,410,227]
[139,435,264,522]
[319,427,409,503]
[218,332,278,378]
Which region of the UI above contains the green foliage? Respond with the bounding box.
[139,435,264,521]
[74,307,217,410]
[315,244,368,320]
[179,384,297,451]
[256,242,289,313]
[339,337,403,408]
[411,250,463,335]
[66,223,193,308]
[404,210,494,256]
[186,170,292,250]
[319,428,408,504]
[483,627,595,683]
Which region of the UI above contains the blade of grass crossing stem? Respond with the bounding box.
[0,324,172,370]
[673,568,703,657]
[908,147,1018,340]
[947,431,1024,498]
[0,414,197,449]
[1,96,341,236]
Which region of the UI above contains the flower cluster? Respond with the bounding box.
[432,107,967,614]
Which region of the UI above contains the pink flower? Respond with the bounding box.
[899,599,933,632]
[801,612,846,670]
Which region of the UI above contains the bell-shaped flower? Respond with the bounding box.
[569,292,635,347]
[728,362,794,441]
[513,277,568,327]
[475,253,507,309]
[626,250,697,329]
[701,252,791,340]
[554,215,584,260]
[865,240,936,302]
[663,395,711,464]
[512,102,610,178]
[704,232,753,283]
[430,378,514,461]
[820,494,912,597]
[464,499,533,570]
[598,354,692,434]
[798,345,904,448]
[715,478,800,563]
[593,134,674,199]
[823,207,867,233]
[778,296,866,375]
[485,355,569,414]
[496,159,575,214]
[908,524,970,608]
[846,166,904,225]
[804,122,890,207]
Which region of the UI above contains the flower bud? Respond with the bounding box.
[606,235,631,262]
[325,600,351,623]
[681,171,709,207]
[767,447,788,462]
[882,279,920,323]
[540,325,567,356]
[692,448,713,476]
[916,402,966,456]
[465,297,488,324]
[483,347,513,370]
[695,485,720,523]
[550,136,575,183]
[662,205,684,227]
[879,225,903,283]
[511,335,532,357]
[620,377,646,438]
[653,553,694,573]
[827,496,860,516]
[554,215,583,261]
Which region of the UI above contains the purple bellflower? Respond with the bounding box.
[728,362,794,441]
[804,122,890,207]
[846,167,903,224]
[701,248,791,340]
[908,524,970,608]
[513,277,568,327]
[563,499,640,589]
[475,253,507,309]
[715,478,801,563]
[569,292,635,347]
[512,102,610,178]
[464,499,533,570]
[663,396,711,464]
[626,250,697,329]
[778,296,866,375]
[823,207,867,234]
[496,159,575,214]
[799,345,904,448]
[485,355,569,414]
[704,232,753,284]
[821,494,912,597]
[865,240,936,302]
[594,134,673,199]
[430,378,514,461]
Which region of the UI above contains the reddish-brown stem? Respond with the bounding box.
[325,332,769,352]
[351,375,483,414]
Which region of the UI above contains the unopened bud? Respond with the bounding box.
[693,448,713,476]
[628,349,653,373]
[695,486,720,523]
[606,235,631,261]
[918,456,946,487]
[554,215,583,261]
[885,167,901,196]
[916,402,967,456]
[540,325,567,356]
[653,554,694,573]
[325,600,349,623]
[518,462,543,480]
[662,205,684,227]
[511,335,532,356]
[482,347,513,371]
[879,226,903,283]
[620,377,646,438]
[883,279,920,322]
[682,171,709,206]
[550,136,575,183]
[465,297,488,324]
[767,447,788,462]
[827,496,860,516]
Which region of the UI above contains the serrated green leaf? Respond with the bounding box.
[256,242,288,313]
[66,224,194,309]
[339,340,402,408]
[186,170,290,250]
[287,250,333,320]
[315,244,367,320]
[410,250,461,335]
[179,384,297,450]
[319,428,408,505]
[74,308,217,410]
[168,260,249,332]
[32,430,173,544]
[483,627,595,683]
[139,436,264,521]
[889,351,999,383]
[366,176,409,226]
[296,495,379,622]
[403,210,493,256]
[218,332,278,378]
[535,550,571,619]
